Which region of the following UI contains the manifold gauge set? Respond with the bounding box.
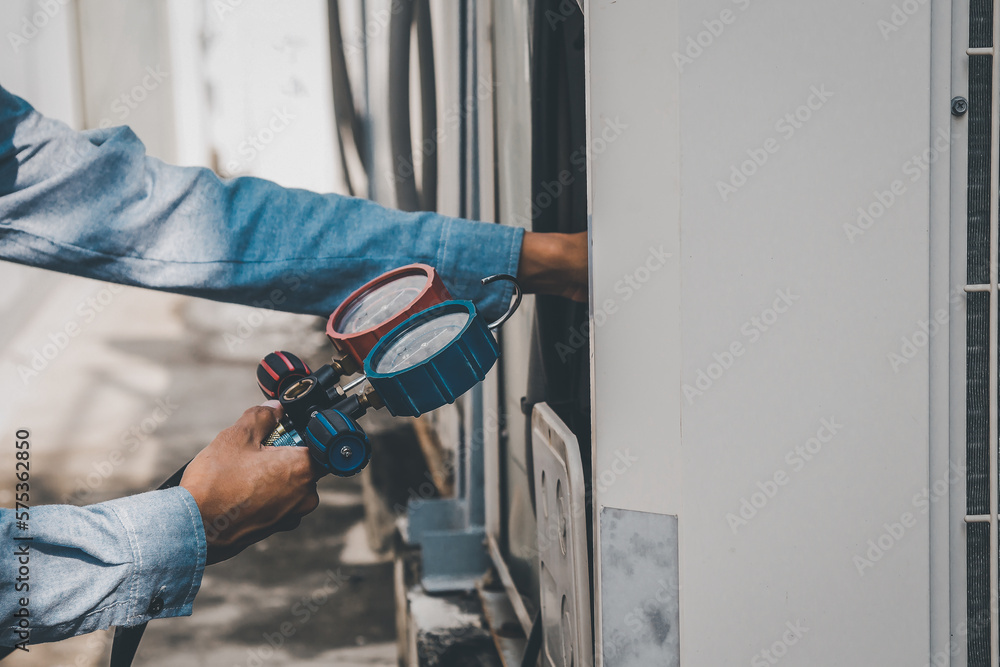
[255,265,521,477]
[108,264,522,667]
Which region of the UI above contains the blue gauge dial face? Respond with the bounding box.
[374,312,471,373]
[335,275,428,334]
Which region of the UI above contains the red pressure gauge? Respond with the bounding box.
[326,263,452,372]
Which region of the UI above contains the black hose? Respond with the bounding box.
[388,0,437,212]
[327,0,369,196]
[414,0,437,211]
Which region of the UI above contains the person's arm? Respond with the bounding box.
[0,402,319,647]
[0,487,205,646]
[0,85,585,321]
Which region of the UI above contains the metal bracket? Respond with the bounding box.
[531,403,593,667]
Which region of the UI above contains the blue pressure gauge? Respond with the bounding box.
[363,275,521,417]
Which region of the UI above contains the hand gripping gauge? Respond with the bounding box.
[107,271,520,667]
[253,273,519,474]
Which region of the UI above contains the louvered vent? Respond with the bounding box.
[967,1,997,665]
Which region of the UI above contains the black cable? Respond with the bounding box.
[327,0,368,196]
[520,611,542,667]
[388,0,437,212]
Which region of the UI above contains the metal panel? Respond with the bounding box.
[492,0,541,614]
[588,0,936,663]
[950,0,973,665]
[532,403,593,667]
[585,1,681,660]
[599,508,679,667]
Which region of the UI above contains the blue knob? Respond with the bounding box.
[302,409,371,477]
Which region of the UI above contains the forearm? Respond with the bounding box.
[0,85,523,321]
[0,488,206,646]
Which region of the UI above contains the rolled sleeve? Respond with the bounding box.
[1,487,206,646]
[0,84,526,324]
[435,217,524,322]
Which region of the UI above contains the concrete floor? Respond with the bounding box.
[0,264,401,666]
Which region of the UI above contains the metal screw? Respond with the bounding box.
[340,445,353,459]
[952,96,969,116]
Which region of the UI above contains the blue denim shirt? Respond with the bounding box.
[0,84,523,646]
[1,489,205,646]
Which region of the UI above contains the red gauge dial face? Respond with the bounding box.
[334,275,429,335]
[326,264,452,367]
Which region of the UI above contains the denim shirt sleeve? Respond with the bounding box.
[0,85,524,321]
[0,487,206,646]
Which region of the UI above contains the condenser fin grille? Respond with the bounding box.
[968,0,997,665]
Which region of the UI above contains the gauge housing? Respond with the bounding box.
[326,263,452,368]
[364,300,500,417]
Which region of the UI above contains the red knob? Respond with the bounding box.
[257,351,311,399]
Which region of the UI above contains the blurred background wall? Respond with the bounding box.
[0,3,400,666]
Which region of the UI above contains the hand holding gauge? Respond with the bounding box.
[256,267,522,477]
[108,266,522,667]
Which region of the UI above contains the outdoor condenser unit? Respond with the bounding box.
[337,0,993,664]
[585,0,983,664]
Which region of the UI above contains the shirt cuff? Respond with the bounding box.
[435,217,525,324]
[104,487,207,626]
